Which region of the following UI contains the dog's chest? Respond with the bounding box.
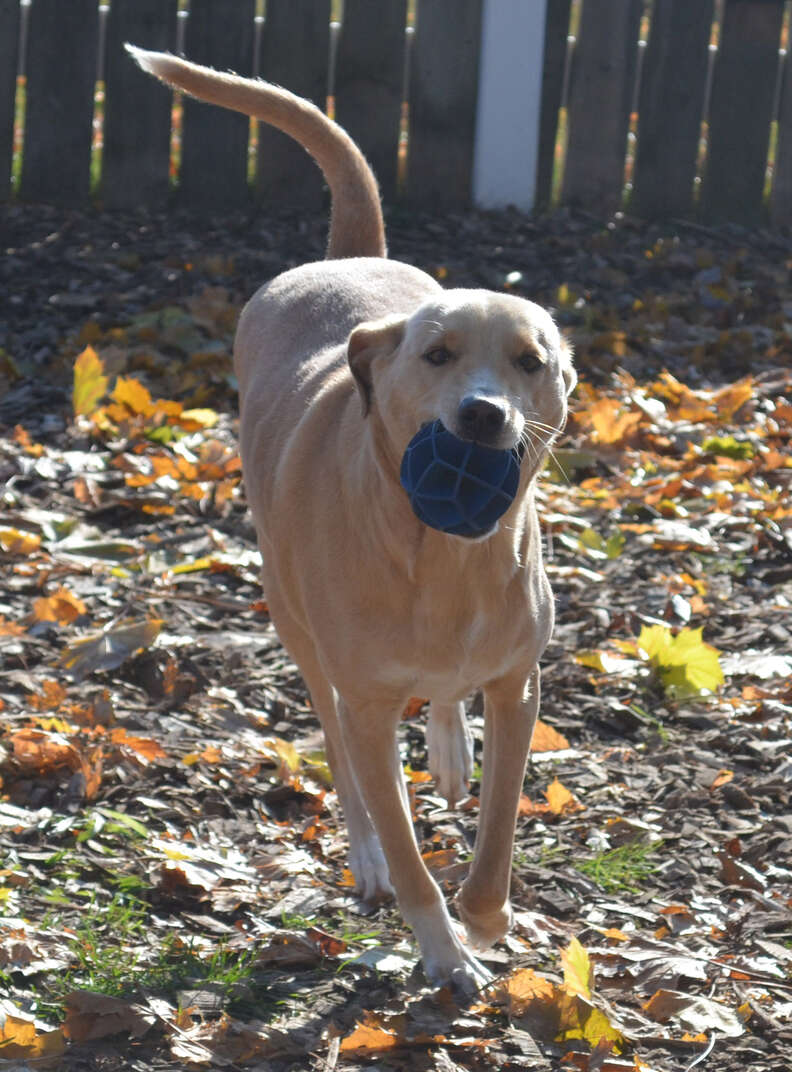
[399,571,548,701]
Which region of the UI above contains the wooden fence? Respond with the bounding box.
[0,0,790,226]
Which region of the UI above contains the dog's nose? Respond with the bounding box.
[457,396,507,444]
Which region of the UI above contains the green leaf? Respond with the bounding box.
[638,625,724,696]
[701,435,755,459]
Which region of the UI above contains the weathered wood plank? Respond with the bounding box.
[20,0,99,206]
[408,0,483,208]
[535,0,571,211]
[562,0,642,213]
[632,0,714,218]
[334,0,406,203]
[257,0,330,207]
[701,0,784,224]
[103,0,178,210]
[771,49,792,226]
[0,0,20,201]
[180,0,255,208]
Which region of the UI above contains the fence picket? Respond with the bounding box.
[334,0,406,203]
[632,0,714,218]
[0,0,20,202]
[408,0,483,208]
[257,0,330,208]
[771,49,792,226]
[535,0,571,211]
[103,0,178,210]
[180,0,255,208]
[562,0,642,213]
[701,0,784,225]
[20,0,98,206]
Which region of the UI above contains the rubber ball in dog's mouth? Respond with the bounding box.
[399,419,523,538]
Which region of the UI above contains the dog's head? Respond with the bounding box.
[347,290,575,474]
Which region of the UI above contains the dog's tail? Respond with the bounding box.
[126,45,385,260]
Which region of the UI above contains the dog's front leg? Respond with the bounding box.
[337,695,491,997]
[457,667,539,949]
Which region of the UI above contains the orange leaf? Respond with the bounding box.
[531,718,570,752]
[545,777,582,815]
[340,1018,400,1056]
[112,375,155,416]
[0,528,41,555]
[502,967,555,1014]
[29,680,68,711]
[403,696,428,719]
[587,398,643,446]
[110,728,167,763]
[33,587,87,626]
[710,768,734,790]
[73,346,108,417]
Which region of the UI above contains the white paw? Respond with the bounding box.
[422,938,493,1000]
[348,833,394,903]
[426,703,473,808]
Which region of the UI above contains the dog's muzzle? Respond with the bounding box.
[399,419,522,538]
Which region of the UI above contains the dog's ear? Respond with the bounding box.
[559,336,577,396]
[347,315,406,416]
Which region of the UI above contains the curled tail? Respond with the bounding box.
[126,45,386,260]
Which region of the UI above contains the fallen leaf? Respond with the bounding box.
[72,346,108,417]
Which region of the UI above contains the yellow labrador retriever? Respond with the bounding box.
[129,46,576,996]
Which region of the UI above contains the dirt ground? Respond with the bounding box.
[1,199,791,1071]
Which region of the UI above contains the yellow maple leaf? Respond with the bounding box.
[73,346,108,417]
[561,936,593,999]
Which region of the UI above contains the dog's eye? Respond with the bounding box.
[423,347,453,367]
[517,351,543,373]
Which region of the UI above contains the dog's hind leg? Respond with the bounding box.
[426,701,473,807]
[337,693,491,997]
[457,667,539,951]
[265,600,393,902]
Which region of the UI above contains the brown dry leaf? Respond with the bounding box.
[32,587,88,626]
[531,717,571,752]
[0,616,25,636]
[642,989,745,1037]
[0,1012,65,1064]
[56,618,163,682]
[713,376,753,419]
[63,991,155,1042]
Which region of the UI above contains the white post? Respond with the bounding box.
[473,0,547,213]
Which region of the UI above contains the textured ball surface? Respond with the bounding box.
[400,420,521,538]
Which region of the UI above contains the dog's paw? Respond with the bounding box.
[349,833,394,903]
[426,703,473,808]
[456,892,513,951]
[422,942,493,1001]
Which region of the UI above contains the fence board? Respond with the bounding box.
[20,0,98,206]
[0,0,20,201]
[180,0,255,208]
[334,0,406,202]
[771,50,792,226]
[562,0,642,213]
[103,0,178,210]
[701,0,784,224]
[257,0,330,207]
[632,0,714,218]
[535,0,571,210]
[408,0,482,208]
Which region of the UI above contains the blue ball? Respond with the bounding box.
[399,420,522,538]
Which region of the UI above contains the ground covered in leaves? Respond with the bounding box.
[1,200,791,1071]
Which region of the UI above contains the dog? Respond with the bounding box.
[129,45,576,997]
